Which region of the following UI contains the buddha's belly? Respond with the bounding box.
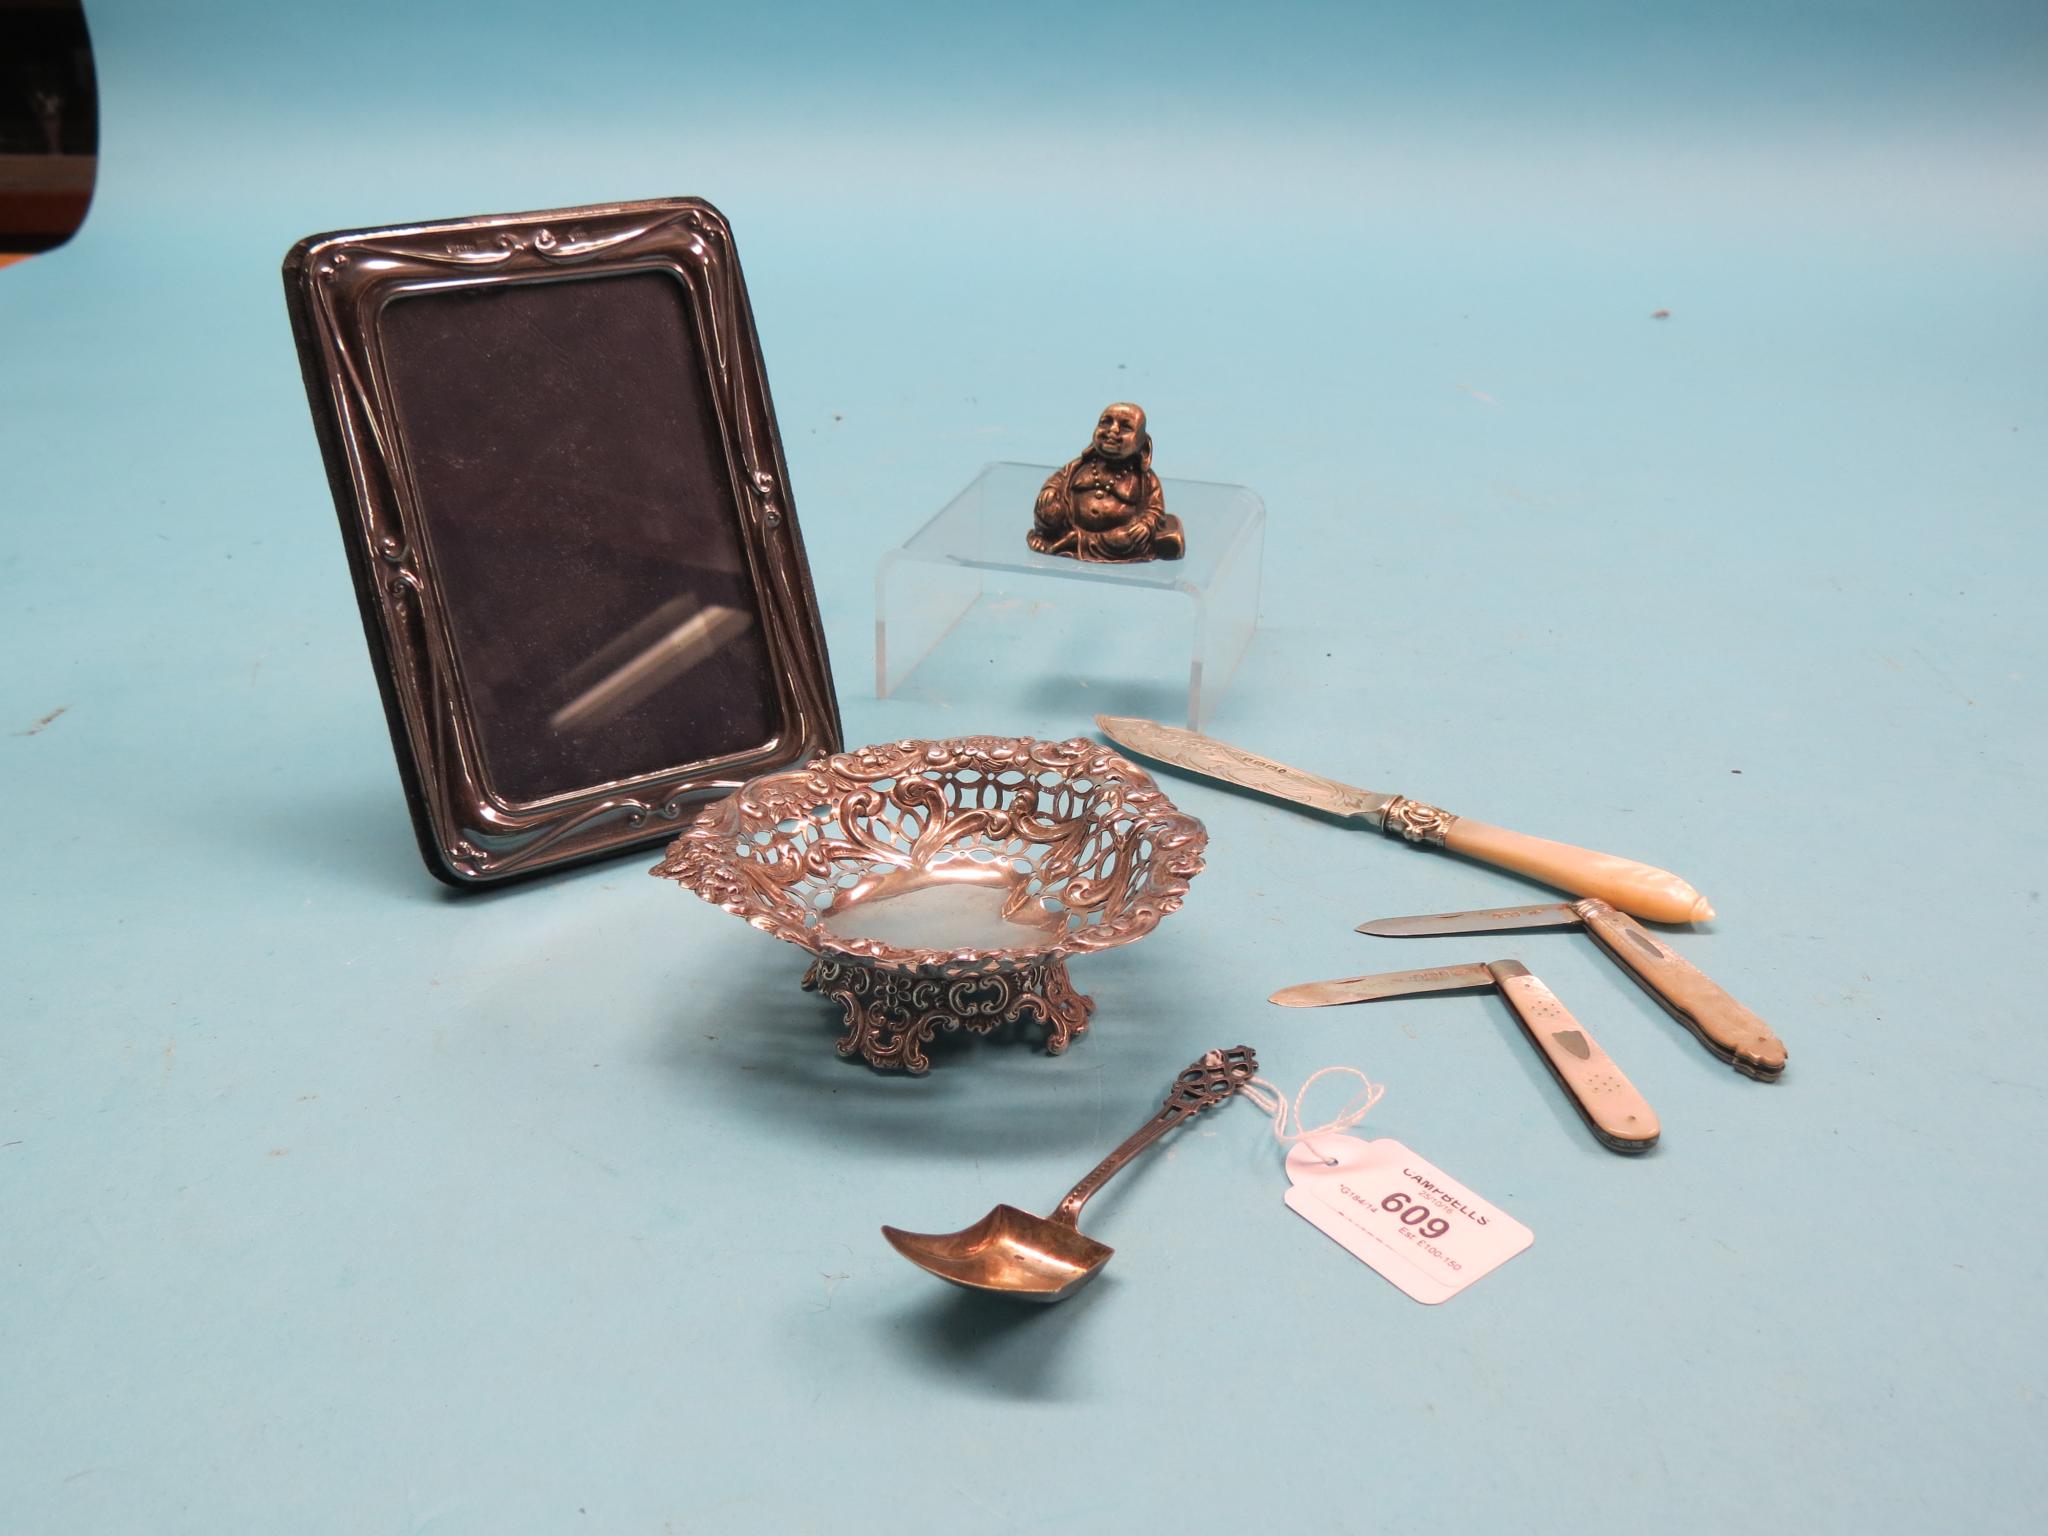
[1073,492,1135,529]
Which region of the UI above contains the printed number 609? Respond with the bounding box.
[1379,1192,1451,1241]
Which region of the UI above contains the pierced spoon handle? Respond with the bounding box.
[1052,1046,1258,1226]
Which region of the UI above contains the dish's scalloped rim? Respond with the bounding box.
[651,735,1208,976]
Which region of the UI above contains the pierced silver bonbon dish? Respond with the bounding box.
[653,736,1207,1072]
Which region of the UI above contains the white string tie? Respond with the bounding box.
[1239,1065,1385,1165]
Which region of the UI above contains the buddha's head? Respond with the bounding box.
[1091,402,1146,462]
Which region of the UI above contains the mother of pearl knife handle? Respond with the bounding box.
[1429,815,1713,926]
[1486,962,1661,1154]
[1574,900,1788,1080]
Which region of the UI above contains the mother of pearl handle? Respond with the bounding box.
[1487,961,1661,1155]
[1574,899,1787,1080]
[1429,815,1714,925]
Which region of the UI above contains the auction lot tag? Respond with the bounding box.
[1284,1135,1533,1304]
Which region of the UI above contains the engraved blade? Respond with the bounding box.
[1094,715,1391,823]
[1269,963,1498,1008]
[1357,904,1583,937]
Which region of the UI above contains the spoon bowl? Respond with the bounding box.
[881,1046,1257,1301]
[881,1207,1114,1303]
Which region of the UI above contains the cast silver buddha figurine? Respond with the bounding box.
[1028,402,1185,563]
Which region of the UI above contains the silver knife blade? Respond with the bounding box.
[1357,904,1584,937]
[1269,963,1497,1008]
[1095,715,1392,823]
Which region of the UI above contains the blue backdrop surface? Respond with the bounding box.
[3,4,2045,1532]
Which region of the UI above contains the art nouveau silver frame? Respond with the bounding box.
[283,198,840,885]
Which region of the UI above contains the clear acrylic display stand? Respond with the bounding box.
[877,462,1264,729]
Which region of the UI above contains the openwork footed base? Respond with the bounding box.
[803,957,1095,1074]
